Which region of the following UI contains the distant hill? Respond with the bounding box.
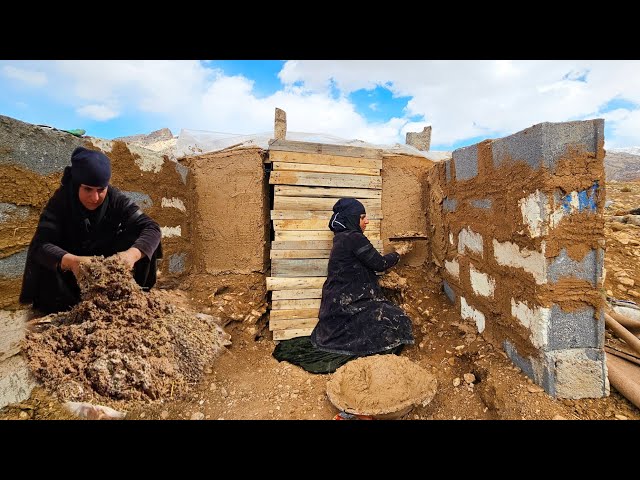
[605,148,640,182]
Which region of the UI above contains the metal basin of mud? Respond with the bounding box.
[326,354,437,420]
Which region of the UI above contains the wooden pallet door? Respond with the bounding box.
[266,140,383,340]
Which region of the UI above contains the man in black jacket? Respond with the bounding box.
[20,146,163,314]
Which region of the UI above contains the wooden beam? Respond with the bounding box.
[272,327,315,341]
[270,308,320,320]
[270,318,318,331]
[271,209,383,220]
[266,277,327,290]
[270,171,382,189]
[273,219,381,231]
[269,139,383,160]
[274,230,380,241]
[273,161,379,176]
[273,196,381,211]
[270,249,331,259]
[271,240,383,250]
[275,185,381,199]
[272,288,323,300]
[269,150,382,169]
[272,298,322,310]
[271,258,329,277]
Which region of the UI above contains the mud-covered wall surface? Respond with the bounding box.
[0,115,190,310]
[381,154,435,266]
[430,119,608,399]
[182,148,269,275]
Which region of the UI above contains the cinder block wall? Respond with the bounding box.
[429,119,608,399]
[0,115,190,310]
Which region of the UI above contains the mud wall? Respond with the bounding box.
[182,148,269,275]
[0,115,190,310]
[429,119,608,399]
[381,154,435,266]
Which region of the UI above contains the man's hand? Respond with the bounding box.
[394,241,413,256]
[60,253,93,277]
[115,247,143,270]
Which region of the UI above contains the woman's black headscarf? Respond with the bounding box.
[328,198,365,233]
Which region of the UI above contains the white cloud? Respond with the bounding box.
[3,60,640,148]
[77,104,119,121]
[369,103,378,111]
[2,65,47,87]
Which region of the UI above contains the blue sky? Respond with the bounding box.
[1,60,639,150]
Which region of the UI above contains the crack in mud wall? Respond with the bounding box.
[429,120,608,399]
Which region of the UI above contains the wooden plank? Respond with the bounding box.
[266,277,327,290]
[271,240,383,250]
[273,327,315,341]
[270,308,320,320]
[273,161,379,177]
[270,171,382,189]
[270,249,331,259]
[275,185,381,199]
[270,318,318,331]
[272,258,329,277]
[274,230,380,241]
[269,139,383,161]
[273,196,381,211]
[269,149,382,169]
[271,209,383,220]
[273,219,381,231]
[272,288,323,300]
[272,298,321,310]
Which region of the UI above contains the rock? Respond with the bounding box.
[619,277,635,287]
[527,385,545,393]
[220,387,228,398]
[463,373,476,384]
[453,377,461,387]
[160,410,169,419]
[615,414,628,420]
[552,415,567,420]
[191,412,205,420]
[19,411,28,419]
[447,357,456,366]
[139,412,145,418]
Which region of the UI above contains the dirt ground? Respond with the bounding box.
[2,180,640,421]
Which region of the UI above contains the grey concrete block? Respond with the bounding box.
[443,197,457,212]
[445,160,452,182]
[492,119,603,172]
[547,248,597,285]
[168,252,186,274]
[503,340,536,380]
[492,124,544,170]
[452,144,478,180]
[443,280,456,304]
[0,249,27,279]
[0,115,84,175]
[547,304,601,350]
[0,203,30,223]
[121,191,153,211]
[543,119,603,169]
[175,162,188,184]
[542,348,608,399]
[471,199,492,209]
[596,248,605,285]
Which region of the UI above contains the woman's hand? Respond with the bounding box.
[114,247,143,270]
[60,253,93,277]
